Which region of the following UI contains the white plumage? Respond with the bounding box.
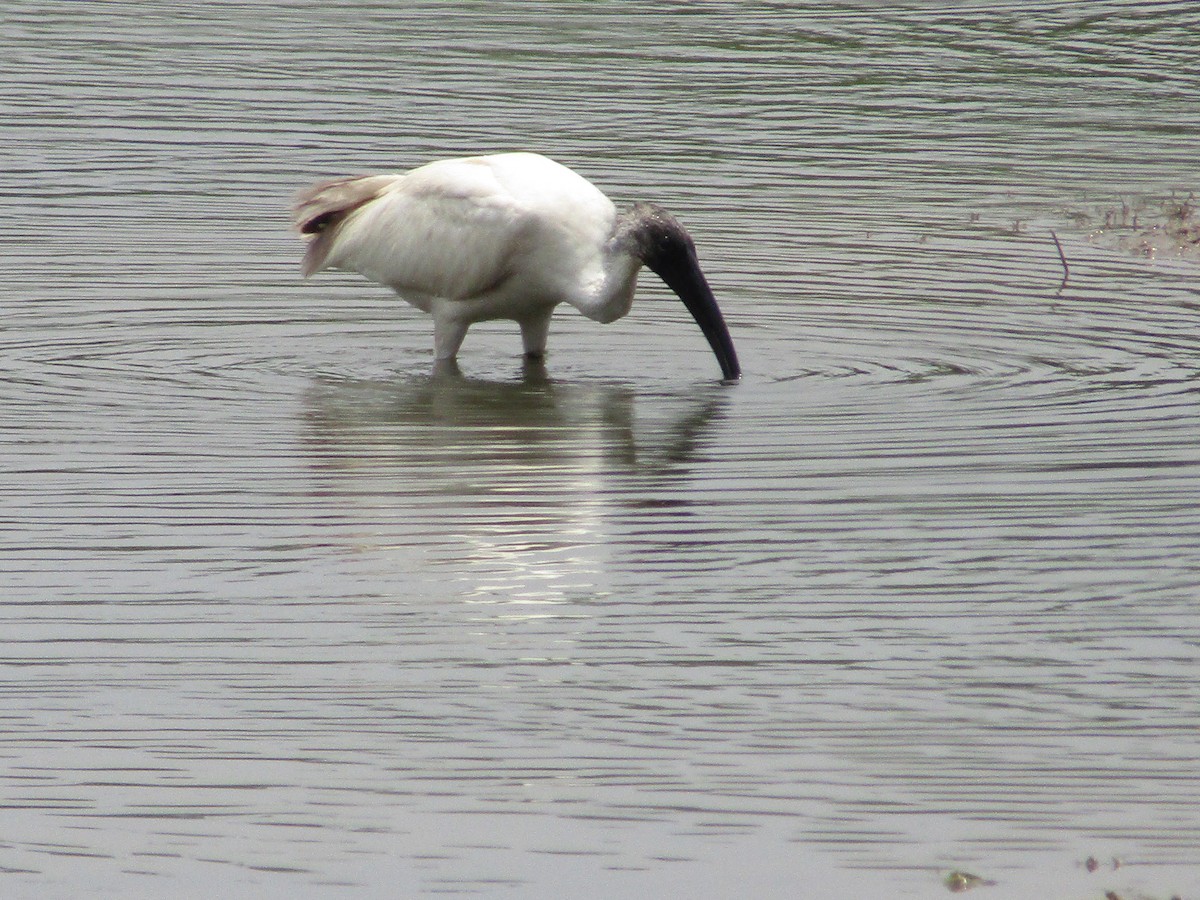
[293,152,739,378]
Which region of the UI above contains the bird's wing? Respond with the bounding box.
[309,158,535,302]
[293,174,404,277]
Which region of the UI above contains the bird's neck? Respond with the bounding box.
[569,249,642,324]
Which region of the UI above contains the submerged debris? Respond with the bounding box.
[1070,193,1200,260]
[1082,853,1183,900]
[944,870,996,892]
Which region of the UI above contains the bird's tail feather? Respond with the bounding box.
[292,174,401,277]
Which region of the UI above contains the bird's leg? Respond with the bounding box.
[431,357,463,379]
[519,311,553,360]
[521,354,550,383]
[432,316,469,361]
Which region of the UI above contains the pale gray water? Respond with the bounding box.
[2,2,1200,897]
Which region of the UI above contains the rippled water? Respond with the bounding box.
[3,2,1200,897]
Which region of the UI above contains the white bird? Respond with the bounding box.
[292,152,740,379]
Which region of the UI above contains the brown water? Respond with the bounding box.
[3,2,1199,897]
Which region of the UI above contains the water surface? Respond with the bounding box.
[3,2,1200,897]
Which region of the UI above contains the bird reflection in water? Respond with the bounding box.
[302,362,730,610]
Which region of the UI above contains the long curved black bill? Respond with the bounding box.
[651,248,741,380]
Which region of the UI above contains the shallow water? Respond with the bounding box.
[3,1,1200,897]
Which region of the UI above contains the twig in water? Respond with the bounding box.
[1050,229,1070,294]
